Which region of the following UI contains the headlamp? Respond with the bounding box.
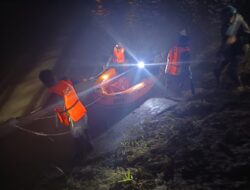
[137,61,145,69]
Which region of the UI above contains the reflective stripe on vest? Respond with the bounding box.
[49,80,87,123]
[165,46,190,75]
[113,47,125,64]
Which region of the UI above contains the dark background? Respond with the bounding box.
[0,1,250,190]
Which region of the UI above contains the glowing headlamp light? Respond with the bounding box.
[102,74,109,80]
[137,61,145,69]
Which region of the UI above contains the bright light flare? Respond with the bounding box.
[137,61,145,69]
[102,74,109,80]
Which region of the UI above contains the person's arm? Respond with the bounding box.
[241,15,250,34]
[165,50,171,74]
[60,77,82,86]
[105,54,113,68]
[43,93,62,109]
[226,14,250,44]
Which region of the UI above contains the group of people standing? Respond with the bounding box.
[38,4,250,163]
[165,5,250,96]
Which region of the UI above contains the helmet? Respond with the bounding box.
[226,5,237,14]
[115,43,122,51]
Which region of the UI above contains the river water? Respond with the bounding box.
[0,1,191,189]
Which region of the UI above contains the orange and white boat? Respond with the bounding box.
[93,63,156,106]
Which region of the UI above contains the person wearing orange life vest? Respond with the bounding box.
[113,44,125,64]
[165,30,195,96]
[109,43,127,74]
[39,69,93,161]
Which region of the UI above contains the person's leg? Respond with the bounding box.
[214,57,230,87]
[70,115,93,161]
[175,71,191,98]
[165,74,173,95]
[178,64,190,90]
[165,74,182,97]
[189,76,195,95]
[70,120,85,161]
[184,66,196,95]
[227,55,242,87]
[80,115,93,152]
[181,66,196,95]
[241,44,250,67]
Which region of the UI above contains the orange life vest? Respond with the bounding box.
[49,80,87,126]
[113,47,125,64]
[165,46,190,75]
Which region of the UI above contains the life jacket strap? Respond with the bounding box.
[57,99,80,114]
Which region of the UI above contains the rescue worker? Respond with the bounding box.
[39,69,92,161]
[165,30,195,96]
[214,5,250,89]
[113,43,126,64]
[106,43,127,74]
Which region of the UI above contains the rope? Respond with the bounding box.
[11,95,103,137]
[8,64,139,137]
[81,66,108,82]
[13,124,71,137]
[2,56,114,138]
[33,96,103,121]
[85,96,103,107]
[34,115,56,121]
[7,64,129,137]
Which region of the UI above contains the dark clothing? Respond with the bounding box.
[214,49,243,86]
[215,13,250,87]
[166,63,194,95]
[214,40,244,86]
